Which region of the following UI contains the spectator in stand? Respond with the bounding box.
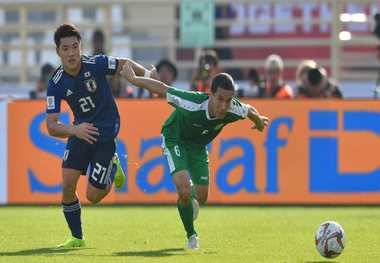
[214,4,243,80]
[30,63,55,99]
[92,29,106,55]
[295,59,317,96]
[138,59,178,98]
[258,54,293,98]
[298,67,343,98]
[190,49,220,93]
[91,29,131,98]
[156,59,178,86]
[238,68,262,97]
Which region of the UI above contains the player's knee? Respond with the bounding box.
[178,188,191,205]
[62,181,76,195]
[176,182,191,201]
[197,193,208,205]
[86,192,102,204]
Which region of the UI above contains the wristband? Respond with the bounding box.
[144,70,151,78]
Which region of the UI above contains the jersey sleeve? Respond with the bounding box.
[46,80,62,114]
[227,98,249,121]
[166,87,206,109]
[95,55,119,75]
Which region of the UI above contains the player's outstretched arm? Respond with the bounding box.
[117,58,158,79]
[46,113,100,144]
[120,62,168,97]
[246,105,269,132]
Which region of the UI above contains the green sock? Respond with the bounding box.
[177,200,196,238]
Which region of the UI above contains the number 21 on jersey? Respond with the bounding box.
[79,96,95,112]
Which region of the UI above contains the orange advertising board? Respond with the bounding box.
[7,99,380,204]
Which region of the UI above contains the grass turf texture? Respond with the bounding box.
[0,206,379,263]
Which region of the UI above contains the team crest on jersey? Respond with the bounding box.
[85,78,97,92]
[84,71,91,78]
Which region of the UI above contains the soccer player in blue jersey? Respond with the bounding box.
[46,23,154,248]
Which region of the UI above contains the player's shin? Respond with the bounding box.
[62,199,83,239]
[190,185,199,221]
[177,198,197,238]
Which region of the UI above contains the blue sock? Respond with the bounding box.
[62,199,83,239]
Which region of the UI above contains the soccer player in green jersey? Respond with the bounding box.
[121,62,269,250]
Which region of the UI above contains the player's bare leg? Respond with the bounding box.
[194,184,208,205]
[62,168,81,203]
[86,182,110,204]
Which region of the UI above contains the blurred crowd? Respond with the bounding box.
[30,28,343,100]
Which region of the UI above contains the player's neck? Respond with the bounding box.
[208,99,216,118]
[64,63,82,77]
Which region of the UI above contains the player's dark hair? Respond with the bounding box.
[211,73,235,94]
[54,23,81,48]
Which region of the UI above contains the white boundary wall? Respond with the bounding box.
[0,100,7,204]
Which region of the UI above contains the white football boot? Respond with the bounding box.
[187,234,199,250]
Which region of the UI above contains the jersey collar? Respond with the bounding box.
[205,99,217,120]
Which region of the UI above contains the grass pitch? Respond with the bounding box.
[0,206,379,263]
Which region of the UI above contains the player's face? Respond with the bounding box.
[57,36,81,72]
[210,88,234,119]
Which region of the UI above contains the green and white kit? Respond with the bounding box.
[161,87,249,185]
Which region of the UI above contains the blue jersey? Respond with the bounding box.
[46,55,120,140]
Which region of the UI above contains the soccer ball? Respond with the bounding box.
[315,221,346,258]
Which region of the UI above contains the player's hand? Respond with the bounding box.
[148,64,159,80]
[72,123,99,144]
[120,62,137,83]
[251,115,269,132]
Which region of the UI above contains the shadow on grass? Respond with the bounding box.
[0,247,92,256]
[306,261,339,263]
[114,248,185,257]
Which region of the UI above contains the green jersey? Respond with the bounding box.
[161,87,249,145]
